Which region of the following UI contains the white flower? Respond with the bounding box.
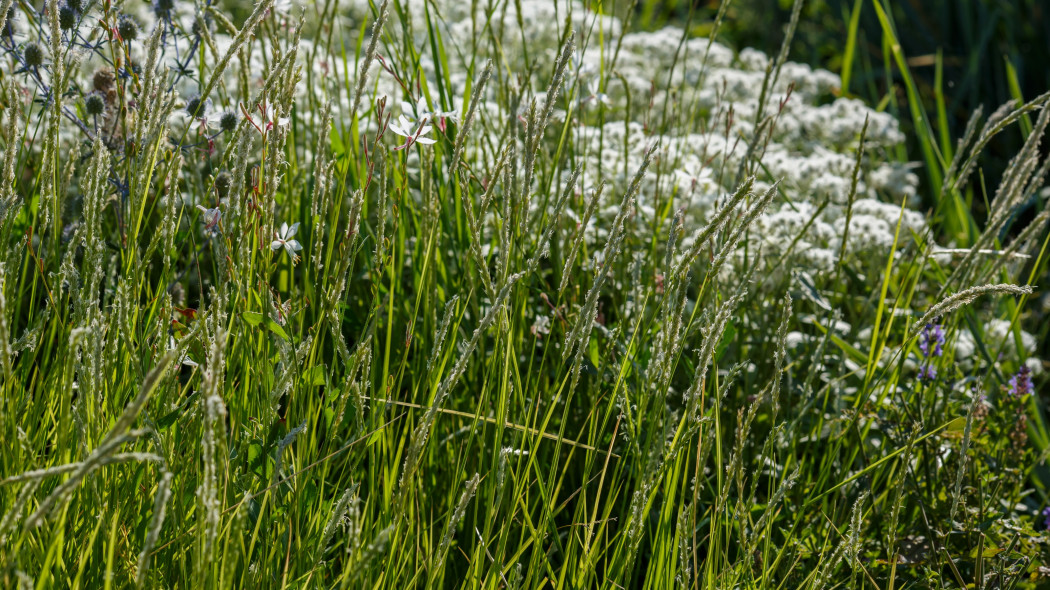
[271,222,303,261]
[530,314,551,337]
[273,0,295,15]
[389,114,437,150]
[168,336,199,368]
[245,102,290,137]
[581,92,612,109]
[263,104,290,131]
[196,204,222,231]
[402,95,458,128]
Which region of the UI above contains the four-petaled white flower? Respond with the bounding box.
[389,113,437,151]
[581,92,612,109]
[401,95,458,131]
[244,101,290,138]
[261,102,290,132]
[271,222,303,261]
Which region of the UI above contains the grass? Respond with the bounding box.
[0,0,1049,588]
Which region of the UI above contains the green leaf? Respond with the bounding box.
[367,428,383,447]
[301,364,327,387]
[266,319,290,341]
[944,416,968,433]
[588,336,600,369]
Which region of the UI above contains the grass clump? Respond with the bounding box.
[0,0,1049,587]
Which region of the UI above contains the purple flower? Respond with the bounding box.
[919,323,945,358]
[918,364,937,382]
[1007,365,1033,398]
[1042,506,1050,529]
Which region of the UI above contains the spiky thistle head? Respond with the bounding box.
[58,5,76,29]
[214,171,233,198]
[116,14,139,41]
[22,42,45,68]
[84,92,105,116]
[218,110,238,133]
[152,0,175,17]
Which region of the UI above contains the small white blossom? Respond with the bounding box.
[389,113,437,150]
[271,222,303,261]
[530,314,551,338]
[196,204,222,232]
[402,95,458,129]
[245,102,290,138]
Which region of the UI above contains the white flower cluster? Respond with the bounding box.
[328,0,925,277]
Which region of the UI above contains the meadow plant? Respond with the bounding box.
[0,0,1048,587]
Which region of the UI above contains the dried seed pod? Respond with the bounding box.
[92,68,115,92]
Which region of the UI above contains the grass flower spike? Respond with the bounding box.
[0,0,1048,586]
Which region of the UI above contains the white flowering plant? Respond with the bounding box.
[0,0,1047,587]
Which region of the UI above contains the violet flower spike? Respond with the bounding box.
[920,323,945,358]
[918,364,937,383]
[1007,365,1033,398]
